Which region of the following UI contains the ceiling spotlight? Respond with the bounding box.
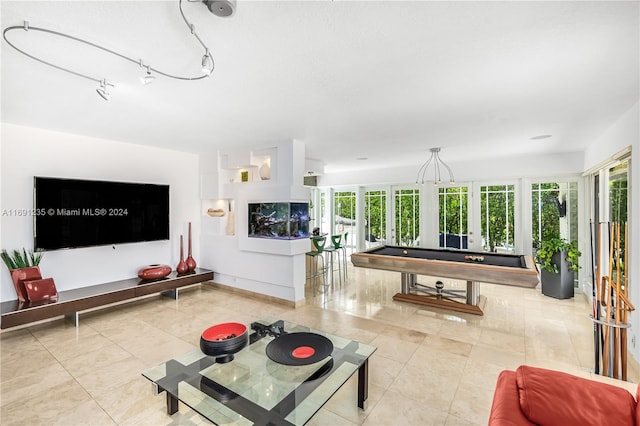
[201,51,213,75]
[96,79,111,100]
[204,0,236,17]
[140,65,155,85]
[416,147,455,185]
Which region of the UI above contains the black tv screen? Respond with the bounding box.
[34,177,170,251]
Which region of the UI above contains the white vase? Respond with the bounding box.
[259,162,271,180]
[226,211,235,235]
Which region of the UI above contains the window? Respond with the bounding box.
[334,191,356,251]
[609,161,628,287]
[531,181,578,246]
[480,184,515,253]
[439,186,468,249]
[531,180,579,286]
[365,190,387,248]
[395,188,420,246]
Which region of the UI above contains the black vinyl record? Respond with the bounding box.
[265,332,334,366]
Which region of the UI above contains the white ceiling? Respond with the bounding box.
[1,1,638,173]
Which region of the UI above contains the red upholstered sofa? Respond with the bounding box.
[489,365,639,426]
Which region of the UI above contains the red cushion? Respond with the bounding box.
[635,385,640,425]
[516,365,636,426]
[489,370,535,426]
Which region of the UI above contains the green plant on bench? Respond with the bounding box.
[1,248,43,270]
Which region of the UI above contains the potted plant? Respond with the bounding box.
[534,238,581,299]
[1,249,44,303]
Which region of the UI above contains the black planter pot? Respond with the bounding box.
[541,250,574,299]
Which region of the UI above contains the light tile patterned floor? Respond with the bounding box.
[1,265,636,425]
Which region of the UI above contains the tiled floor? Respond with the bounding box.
[1,264,637,425]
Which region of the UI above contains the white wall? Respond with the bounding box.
[584,102,638,171]
[198,140,311,304]
[0,123,200,302]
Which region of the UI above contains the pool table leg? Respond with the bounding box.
[466,281,480,305]
[394,275,486,315]
[401,273,416,294]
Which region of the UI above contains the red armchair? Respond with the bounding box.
[489,365,639,426]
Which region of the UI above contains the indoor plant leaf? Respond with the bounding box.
[535,238,581,274]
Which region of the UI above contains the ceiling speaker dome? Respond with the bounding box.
[204,0,236,17]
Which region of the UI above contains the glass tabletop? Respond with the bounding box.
[141,318,376,425]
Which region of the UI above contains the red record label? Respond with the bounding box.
[291,346,316,359]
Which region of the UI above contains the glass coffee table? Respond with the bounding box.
[142,318,376,425]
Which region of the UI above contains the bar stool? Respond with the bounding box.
[324,234,343,286]
[340,232,349,279]
[305,236,327,293]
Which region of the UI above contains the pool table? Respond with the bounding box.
[351,245,539,315]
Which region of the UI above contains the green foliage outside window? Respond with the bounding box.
[395,189,419,246]
[609,164,628,278]
[531,183,561,246]
[481,185,515,252]
[439,187,468,236]
[365,191,386,242]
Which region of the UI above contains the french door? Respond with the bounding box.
[479,184,516,253]
[364,189,387,249]
[439,185,470,250]
[393,187,420,246]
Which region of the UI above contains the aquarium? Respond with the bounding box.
[248,202,310,240]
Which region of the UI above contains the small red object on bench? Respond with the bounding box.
[138,264,172,281]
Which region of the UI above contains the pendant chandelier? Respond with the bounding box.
[416,147,455,185]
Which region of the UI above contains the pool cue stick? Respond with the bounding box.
[607,222,616,376]
[613,223,621,379]
[620,291,635,311]
[602,276,611,376]
[597,222,607,375]
[619,287,634,380]
[597,222,604,370]
[601,222,615,376]
[622,223,629,380]
[590,221,600,374]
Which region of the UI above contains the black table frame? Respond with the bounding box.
[146,319,373,425]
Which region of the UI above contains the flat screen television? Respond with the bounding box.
[34,177,170,251]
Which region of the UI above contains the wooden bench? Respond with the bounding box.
[0,268,214,329]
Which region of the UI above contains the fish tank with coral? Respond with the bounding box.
[248,202,310,240]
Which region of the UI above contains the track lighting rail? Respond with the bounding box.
[2,0,221,99]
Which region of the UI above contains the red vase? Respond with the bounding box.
[186,222,196,272]
[10,266,42,303]
[176,235,189,275]
[138,264,172,281]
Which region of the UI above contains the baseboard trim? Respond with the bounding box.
[202,281,306,308]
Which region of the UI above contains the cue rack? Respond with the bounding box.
[591,222,633,380]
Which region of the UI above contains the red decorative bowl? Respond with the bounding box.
[138,264,172,281]
[200,322,248,363]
